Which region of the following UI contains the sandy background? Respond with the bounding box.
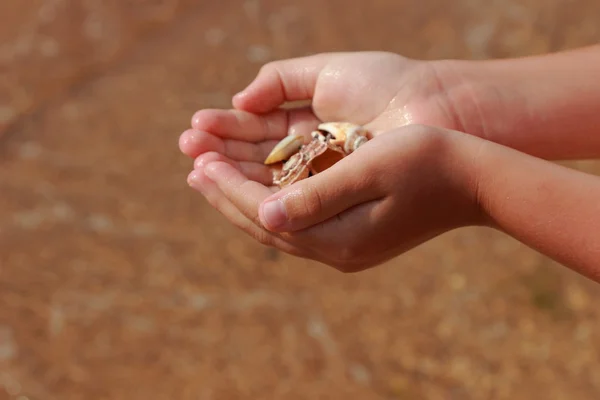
[1,1,600,399]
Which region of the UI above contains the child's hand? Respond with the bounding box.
[188,125,482,272]
[182,46,600,168]
[179,51,472,174]
[180,47,600,279]
[189,122,600,279]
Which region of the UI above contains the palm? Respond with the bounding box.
[310,52,456,136]
[181,52,457,185]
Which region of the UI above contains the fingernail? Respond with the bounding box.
[260,199,287,229]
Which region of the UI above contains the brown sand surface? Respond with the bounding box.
[1,1,600,399]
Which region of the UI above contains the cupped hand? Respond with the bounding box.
[179,51,470,187]
[179,51,482,271]
[187,125,483,272]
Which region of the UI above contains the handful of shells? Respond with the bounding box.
[264,122,371,188]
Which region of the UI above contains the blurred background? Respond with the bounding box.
[1,0,600,399]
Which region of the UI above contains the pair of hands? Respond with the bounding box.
[179,52,489,271]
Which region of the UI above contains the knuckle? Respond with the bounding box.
[301,183,324,217]
[254,229,273,247]
[258,62,271,74]
[236,216,273,247]
[252,213,266,230]
[260,60,281,76]
[287,183,324,223]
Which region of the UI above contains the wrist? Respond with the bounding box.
[441,128,496,229]
[404,126,492,230]
[431,45,600,160]
[429,58,522,143]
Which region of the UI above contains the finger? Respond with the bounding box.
[194,151,274,186]
[257,149,386,232]
[232,53,340,113]
[179,128,282,161]
[179,129,215,158]
[187,168,301,256]
[203,161,275,228]
[191,107,319,142]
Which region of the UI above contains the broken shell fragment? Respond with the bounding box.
[264,122,371,188]
[317,122,370,154]
[272,136,328,187]
[308,144,345,175]
[264,134,305,165]
[273,153,310,187]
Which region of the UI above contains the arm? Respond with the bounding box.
[438,45,600,160]
[469,135,600,281]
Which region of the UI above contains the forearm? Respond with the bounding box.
[440,45,600,160]
[470,136,600,281]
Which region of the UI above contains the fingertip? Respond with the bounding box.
[187,169,199,184]
[179,129,224,158]
[190,110,208,130]
[232,87,273,113]
[231,67,282,113]
[235,54,331,114]
[232,73,262,110]
[231,90,249,109]
[179,129,200,156]
[192,109,229,132]
[187,169,207,192]
[259,198,288,231]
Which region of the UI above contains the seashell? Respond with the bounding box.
[272,135,327,187]
[273,152,310,187]
[317,122,370,154]
[264,134,305,165]
[307,131,345,175]
[266,122,371,188]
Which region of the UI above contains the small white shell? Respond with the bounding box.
[317,122,369,154]
[264,134,304,165]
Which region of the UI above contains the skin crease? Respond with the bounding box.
[436,44,600,160]
[180,46,600,281]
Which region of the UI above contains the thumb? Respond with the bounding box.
[232,53,339,113]
[258,152,384,232]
